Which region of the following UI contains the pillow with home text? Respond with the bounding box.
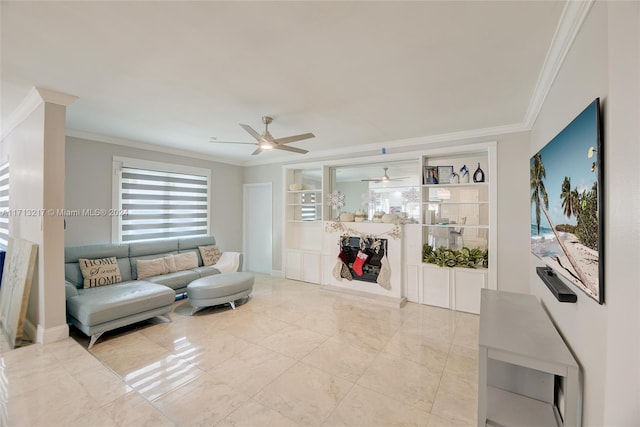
[78,257,122,288]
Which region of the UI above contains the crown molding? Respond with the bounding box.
[244,122,525,167]
[1,87,78,141]
[523,0,595,129]
[65,129,245,167]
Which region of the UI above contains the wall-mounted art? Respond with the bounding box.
[530,98,603,303]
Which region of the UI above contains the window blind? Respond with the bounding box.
[300,192,317,221]
[120,167,208,242]
[0,162,9,249]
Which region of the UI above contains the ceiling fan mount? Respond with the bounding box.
[210,116,314,156]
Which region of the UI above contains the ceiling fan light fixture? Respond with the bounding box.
[259,140,274,149]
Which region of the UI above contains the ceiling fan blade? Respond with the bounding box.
[251,147,263,156]
[210,141,257,145]
[274,145,308,154]
[361,178,381,182]
[274,133,315,145]
[239,124,263,142]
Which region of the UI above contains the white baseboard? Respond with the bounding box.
[23,318,37,343]
[36,322,69,344]
[320,283,407,308]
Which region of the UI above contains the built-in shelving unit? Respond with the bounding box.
[418,146,496,314]
[283,168,323,284]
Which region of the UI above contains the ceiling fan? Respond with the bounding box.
[361,167,409,183]
[210,116,314,155]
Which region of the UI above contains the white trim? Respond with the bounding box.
[248,123,525,168]
[67,129,245,167]
[523,0,595,129]
[24,318,69,344]
[1,87,77,141]
[113,156,211,178]
[36,323,70,344]
[271,270,284,278]
[35,87,78,107]
[111,156,211,243]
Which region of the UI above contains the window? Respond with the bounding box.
[0,162,8,249]
[300,192,317,221]
[114,158,210,243]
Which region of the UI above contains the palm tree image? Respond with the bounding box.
[560,176,579,218]
[531,153,589,286]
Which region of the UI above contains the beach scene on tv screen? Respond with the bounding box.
[530,100,600,300]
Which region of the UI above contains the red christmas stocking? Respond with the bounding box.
[353,250,369,276]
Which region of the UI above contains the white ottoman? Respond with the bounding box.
[187,272,254,315]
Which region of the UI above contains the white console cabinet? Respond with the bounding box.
[478,289,580,427]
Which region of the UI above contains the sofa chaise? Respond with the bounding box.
[64,235,242,348]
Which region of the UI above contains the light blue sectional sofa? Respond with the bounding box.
[64,236,242,348]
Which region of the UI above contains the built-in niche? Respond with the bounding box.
[340,236,387,283]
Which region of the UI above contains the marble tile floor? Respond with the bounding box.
[1,275,479,426]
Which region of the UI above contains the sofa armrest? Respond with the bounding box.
[213,252,243,273]
[65,282,79,299]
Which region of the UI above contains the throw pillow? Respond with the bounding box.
[199,245,221,266]
[137,257,169,280]
[79,257,122,289]
[163,255,177,273]
[174,251,198,271]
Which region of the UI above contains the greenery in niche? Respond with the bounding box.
[422,244,488,269]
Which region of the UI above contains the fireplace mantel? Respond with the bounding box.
[321,221,408,306]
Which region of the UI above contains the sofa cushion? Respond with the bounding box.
[191,266,221,278]
[78,257,123,288]
[174,252,198,271]
[137,257,169,280]
[199,245,221,266]
[65,243,133,286]
[164,255,178,273]
[66,281,175,326]
[145,270,200,291]
[130,251,178,280]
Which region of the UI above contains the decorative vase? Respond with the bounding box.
[373,211,385,223]
[382,213,398,223]
[449,172,459,184]
[355,209,367,222]
[339,212,355,222]
[473,163,485,183]
[460,165,469,183]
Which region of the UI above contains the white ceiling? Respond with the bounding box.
[1,1,566,166]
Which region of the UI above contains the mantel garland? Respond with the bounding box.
[324,221,402,241]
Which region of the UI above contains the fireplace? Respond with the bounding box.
[340,237,387,283]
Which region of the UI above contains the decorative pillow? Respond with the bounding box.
[199,245,221,266]
[79,257,122,289]
[137,257,169,280]
[174,252,198,271]
[163,255,177,273]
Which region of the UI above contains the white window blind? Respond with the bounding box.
[120,166,209,242]
[0,162,9,249]
[300,192,317,221]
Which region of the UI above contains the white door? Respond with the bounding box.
[243,183,272,274]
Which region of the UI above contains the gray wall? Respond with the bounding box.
[529,2,639,425]
[65,137,244,253]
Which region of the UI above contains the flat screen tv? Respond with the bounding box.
[530,98,604,304]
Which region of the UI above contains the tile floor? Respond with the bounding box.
[1,275,479,426]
